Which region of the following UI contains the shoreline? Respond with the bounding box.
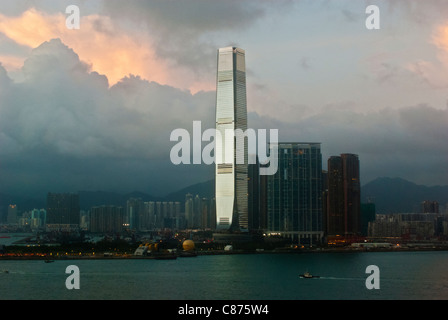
[2,246,448,260]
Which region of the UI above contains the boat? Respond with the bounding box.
[2,270,9,274]
[299,271,319,279]
[44,260,55,263]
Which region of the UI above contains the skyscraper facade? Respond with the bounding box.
[421,200,439,214]
[326,154,361,237]
[267,143,323,244]
[248,157,260,231]
[90,205,124,233]
[7,204,17,224]
[46,193,80,225]
[126,198,143,230]
[215,47,248,231]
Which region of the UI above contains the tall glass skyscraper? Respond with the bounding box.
[215,47,248,231]
[267,143,323,245]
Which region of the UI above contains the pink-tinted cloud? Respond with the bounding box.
[0,8,212,92]
[405,22,448,88]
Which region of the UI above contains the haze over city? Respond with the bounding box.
[0,0,447,199]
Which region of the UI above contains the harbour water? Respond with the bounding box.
[1,251,448,300]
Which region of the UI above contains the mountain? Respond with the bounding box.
[361,177,448,214]
[164,180,214,201]
[78,190,168,211]
[2,177,447,216]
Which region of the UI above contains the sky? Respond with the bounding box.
[0,0,447,198]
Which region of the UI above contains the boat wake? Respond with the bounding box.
[317,276,364,281]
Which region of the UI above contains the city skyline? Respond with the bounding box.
[0,1,447,201]
[2,2,448,305]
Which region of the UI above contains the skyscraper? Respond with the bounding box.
[421,200,439,214]
[7,204,18,224]
[248,157,260,231]
[326,154,361,238]
[46,193,80,226]
[126,198,143,230]
[90,205,124,233]
[267,143,323,245]
[215,47,248,231]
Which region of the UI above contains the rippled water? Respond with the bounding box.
[1,251,447,300]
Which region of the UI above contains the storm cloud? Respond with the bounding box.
[1,38,447,200]
[0,39,216,197]
[0,1,447,200]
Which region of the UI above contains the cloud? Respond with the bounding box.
[101,0,294,91]
[0,1,447,200]
[248,102,448,186]
[0,2,293,93]
[0,39,215,197]
[399,22,448,89]
[0,7,202,91]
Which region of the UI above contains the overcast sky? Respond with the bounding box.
[0,0,447,198]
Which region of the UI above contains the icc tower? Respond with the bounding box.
[215,47,248,232]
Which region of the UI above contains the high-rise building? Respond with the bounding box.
[46,193,80,225]
[248,157,260,231]
[7,204,18,224]
[185,193,194,229]
[421,200,439,214]
[326,154,361,237]
[30,208,46,228]
[215,46,248,231]
[267,143,323,245]
[126,198,143,230]
[361,202,376,236]
[90,206,124,233]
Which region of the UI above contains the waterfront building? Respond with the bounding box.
[46,193,80,226]
[215,46,248,231]
[185,193,194,228]
[248,156,261,231]
[361,203,376,236]
[326,154,361,238]
[266,142,324,245]
[141,201,155,230]
[31,208,46,229]
[126,198,144,230]
[90,205,124,233]
[368,213,447,240]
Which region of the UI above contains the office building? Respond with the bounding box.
[326,154,361,238]
[267,143,324,245]
[215,46,248,231]
[248,157,260,231]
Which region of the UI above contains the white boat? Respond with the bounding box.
[299,271,319,278]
